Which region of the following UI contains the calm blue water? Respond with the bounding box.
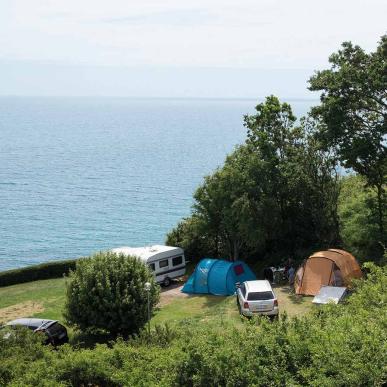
[0,97,314,271]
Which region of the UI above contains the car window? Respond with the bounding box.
[247,291,274,301]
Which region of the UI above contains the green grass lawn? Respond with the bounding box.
[0,277,313,330]
[152,294,241,327]
[0,277,67,323]
[273,284,314,317]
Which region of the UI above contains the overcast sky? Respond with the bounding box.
[1,0,386,98]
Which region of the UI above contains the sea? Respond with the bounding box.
[0,97,315,271]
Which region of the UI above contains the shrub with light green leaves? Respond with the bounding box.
[1,263,386,386]
[175,263,387,387]
[64,251,159,336]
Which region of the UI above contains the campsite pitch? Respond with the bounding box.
[0,278,314,339]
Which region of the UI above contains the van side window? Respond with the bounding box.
[172,256,183,266]
[159,259,169,268]
[149,263,155,271]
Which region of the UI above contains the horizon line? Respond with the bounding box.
[0,95,320,102]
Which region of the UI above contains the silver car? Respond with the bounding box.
[236,280,279,318]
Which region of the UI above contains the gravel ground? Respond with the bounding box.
[159,282,188,306]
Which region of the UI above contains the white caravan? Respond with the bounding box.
[111,245,186,286]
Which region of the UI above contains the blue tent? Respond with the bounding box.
[182,258,256,296]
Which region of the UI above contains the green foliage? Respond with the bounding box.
[349,262,387,310]
[166,216,214,262]
[1,265,386,386]
[0,259,78,287]
[2,35,387,386]
[338,174,385,261]
[176,264,387,387]
[243,98,340,257]
[309,35,386,243]
[64,251,160,336]
[168,36,387,265]
[193,145,266,260]
[168,96,340,262]
[130,323,178,348]
[0,327,47,386]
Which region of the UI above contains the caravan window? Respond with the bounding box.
[159,259,169,268]
[149,263,155,271]
[172,256,183,266]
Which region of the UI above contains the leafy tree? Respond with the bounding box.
[64,252,159,336]
[168,96,340,262]
[166,215,215,262]
[167,147,269,261]
[193,146,268,261]
[244,96,340,255]
[309,35,387,243]
[338,174,384,261]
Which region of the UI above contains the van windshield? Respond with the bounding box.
[247,291,274,301]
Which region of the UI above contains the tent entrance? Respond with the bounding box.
[301,257,334,296]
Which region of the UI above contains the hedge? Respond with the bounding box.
[0,259,80,287]
[1,264,386,386]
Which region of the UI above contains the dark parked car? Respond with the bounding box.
[5,318,69,345]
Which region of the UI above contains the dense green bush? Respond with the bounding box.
[338,175,386,262]
[0,326,47,386]
[177,264,387,386]
[64,251,160,336]
[1,264,386,386]
[0,258,78,287]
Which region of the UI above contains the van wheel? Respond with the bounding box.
[237,299,242,314]
[163,277,171,287]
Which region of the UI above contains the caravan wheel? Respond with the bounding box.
[163,277,171,287]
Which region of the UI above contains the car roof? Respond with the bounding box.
[6,318,57,329]
[244,280,273,293]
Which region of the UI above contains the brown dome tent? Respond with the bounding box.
[294,249,362,296]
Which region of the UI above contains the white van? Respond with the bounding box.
[111,245,186,286]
